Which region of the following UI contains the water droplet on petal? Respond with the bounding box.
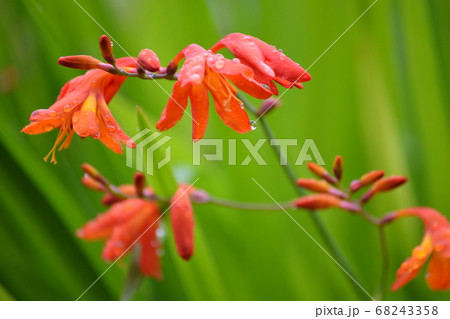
[72,100,79,105]
[190,74,201,83]
[215,59,225,69]
[31,110,40,118]
[106,124,116,132]
[151,240,159,248]
[47,110,57,117]
[44,124,54,131]
[104,114,111,122]
[63,104,71,112]
[72,115,79,123]
[278,48,283,53]
[250,120,257,131]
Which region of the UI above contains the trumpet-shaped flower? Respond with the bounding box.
[22,57,137,163]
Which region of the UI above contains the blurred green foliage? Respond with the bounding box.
[0,0,449,301]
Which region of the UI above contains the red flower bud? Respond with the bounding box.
[99,35,115,64]
[170,185,195,260]
[133,172,146,197]
[350,170,385,192]
[58,55,102,70]
[373,176,407,192]
[361,176,407,203]
[307,162,338,185]
[332,156,343,181]
[81,174,106,192]
[295,194,341,210]
[137,49,161,72]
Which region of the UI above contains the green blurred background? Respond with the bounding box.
[1,0,449,301]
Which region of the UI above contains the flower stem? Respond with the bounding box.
[239,93,368,300]
[208,196,294,211]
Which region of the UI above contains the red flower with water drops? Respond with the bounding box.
[210,33,311,95]
[77,197,162,279]
[170,184,195,260]
[156,44,272,140]
[21,57,137,163]
[382,207,450,291]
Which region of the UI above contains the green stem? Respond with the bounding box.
[376,225,389,300]
[208,196,293,211]
[239,93,367,300]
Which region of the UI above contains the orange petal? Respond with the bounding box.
[391,234,433,290]
[72,93,100,138]
[21,119,62,134]
[207,57,272,99]
[190,83,209,141]
[170,186,195,260]
[426,252,450,290]
[139,222,162,279]
[156,81,190,131]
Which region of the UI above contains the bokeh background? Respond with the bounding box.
[1,0,449,301]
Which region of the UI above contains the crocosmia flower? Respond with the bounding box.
[77,198,162,279]
[170,185,195,260]
[156,44,272,140]
[210,33,311,95]
[22,57,137,163]
[383,207,450,290]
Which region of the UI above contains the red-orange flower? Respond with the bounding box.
[22,57,137,163]
[210,33,311,95]
[77,198,162,279]
[382,207,450,291]
[170,185,195,260]
[156,44,272,140]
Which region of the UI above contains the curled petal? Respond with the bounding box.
[170,186,195,260]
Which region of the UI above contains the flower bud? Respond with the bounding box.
[99,35,115,64]
[295,194,341,210]
[297,178,329,193]
[81,163,101,180]
[137,49,161,72]
[81,174,106,192]
[373,176,407,192]
[133,172,146,197]
[58,55,102,70]
[332,156,343,181]
[360,176,407,203]
[307,162,338,185]
[257,98,282,116]
[350,170,385,192]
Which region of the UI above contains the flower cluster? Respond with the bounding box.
[295,155,450,291]
[21,32,450,298]
[295,155,407,213]
[22,33,310,162]
[77,164,201,279]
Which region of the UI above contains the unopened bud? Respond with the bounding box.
[297,178,329,193]
[295,194,341,210]
[332,156,343,181]
[307,162,338,185]
[81,174,106,192]
[350,170,384,192]
[99,35,116,65]
[373,176,407,192]
[257,98,282,116]
[133,172,146,197]
[138,49,161,72]
[58,55,102,70]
